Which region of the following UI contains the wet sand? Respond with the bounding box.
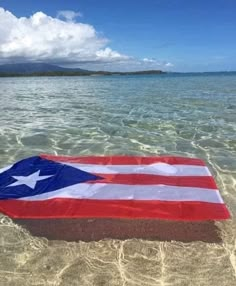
[15,218,222,243]
[1,215,236,286]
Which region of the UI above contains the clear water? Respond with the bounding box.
[0,74,236,285]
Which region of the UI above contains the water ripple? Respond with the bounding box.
[0,74,236,285]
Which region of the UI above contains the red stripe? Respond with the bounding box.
[93,173,217,189]
[40,154,206,166]
[0,199,230,221]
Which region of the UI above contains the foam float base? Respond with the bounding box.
[13,218,222,243]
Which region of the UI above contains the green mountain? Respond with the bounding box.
[0,63,88,74]
[0,63,165,77]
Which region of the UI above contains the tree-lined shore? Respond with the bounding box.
[0,70,165,77]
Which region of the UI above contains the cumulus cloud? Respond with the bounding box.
[0,7,174,70]
[142,58,156,63]
[57,10,82,22]
[81,57,174,72]
[165,62,174,67]
[142,58,174,68]
[0,7,129,65]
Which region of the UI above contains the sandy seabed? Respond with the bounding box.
[0,214,235,286]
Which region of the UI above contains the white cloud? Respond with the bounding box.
[96,48,129,60]
[165,62,174,67]
[142,58,174,68]
[57,10,82,22]
[0,7,174,70]
[142,58,157,63]
[81,57,174,72]
[0,7,128,64]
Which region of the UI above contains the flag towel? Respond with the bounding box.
[0,155,230,221]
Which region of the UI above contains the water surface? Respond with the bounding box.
[0,74,236,285]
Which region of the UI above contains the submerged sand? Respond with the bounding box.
[0,215,236,286]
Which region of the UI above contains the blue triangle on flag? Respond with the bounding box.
[0,156,102,200]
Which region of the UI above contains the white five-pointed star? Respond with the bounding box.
[8,170,53,189]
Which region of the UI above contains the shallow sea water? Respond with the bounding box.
[0,74,236,285]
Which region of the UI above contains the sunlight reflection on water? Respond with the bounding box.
[0,74,236,285]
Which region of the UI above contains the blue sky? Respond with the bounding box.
[0,0,236,71]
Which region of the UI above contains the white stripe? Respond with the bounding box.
[19,183,223,204]
[0,165,12,174]
[64,162,211,177]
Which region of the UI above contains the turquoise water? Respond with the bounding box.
[0,74,236,285]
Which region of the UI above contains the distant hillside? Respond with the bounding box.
[0,63,165,77]
[0,63,88,74]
